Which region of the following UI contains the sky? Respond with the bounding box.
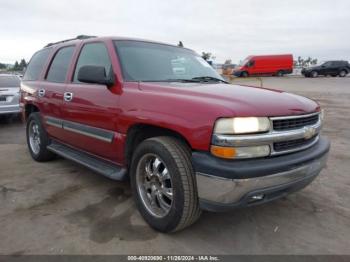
[0,0,349,64]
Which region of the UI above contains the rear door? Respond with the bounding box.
[61,42,120,162]
[324,61,337,75]
[41,45,75,140]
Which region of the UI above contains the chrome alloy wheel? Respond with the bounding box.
[136,153,173,218]
[29,121,41,155]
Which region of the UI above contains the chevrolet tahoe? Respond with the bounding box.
[21,36,330,232]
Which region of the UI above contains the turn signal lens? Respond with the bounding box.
[210,145,270,159]
[210,145,236,159]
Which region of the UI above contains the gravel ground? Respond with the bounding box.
[0,77,349,255]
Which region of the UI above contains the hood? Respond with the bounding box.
[138,82,319,117]
[233,65,244,71]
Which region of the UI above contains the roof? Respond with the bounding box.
[43,35,194,51]
[44,35,96,47]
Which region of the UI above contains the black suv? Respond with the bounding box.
[302,61,350,78]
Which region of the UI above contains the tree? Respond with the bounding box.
[224,59,232,65]
[201,52,212,61]
[0,63,6,69]
[19,59,27,70]
[12,61,20,71]
[10,59,27,71]
[294,56,319,67]
[178,41,184,47]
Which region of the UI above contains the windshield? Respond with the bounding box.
[0,75,21,88]
[114,40,223,82]
[239,58,249,66]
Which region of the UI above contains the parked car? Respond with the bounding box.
[233,54,293,77]
[222,64,237,75]
[0,74,21,117]
[301,61,350,78]
[21,36,330,232]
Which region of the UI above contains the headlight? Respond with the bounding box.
[213,117,270,134]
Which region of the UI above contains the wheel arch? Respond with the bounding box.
[124,123,192,167]
[24,103,40,121]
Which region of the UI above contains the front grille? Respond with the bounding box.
[273,114,319,131]
[273,136,317,152]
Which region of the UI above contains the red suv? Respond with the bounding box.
[21,36,330,232]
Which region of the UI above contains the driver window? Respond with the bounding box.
[247,60,255,67]
[73,42,112,83]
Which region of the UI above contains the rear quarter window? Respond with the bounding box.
[46,46,75,83]
[23,48,51,81]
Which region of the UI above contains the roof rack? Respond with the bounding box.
[44,35,96,47]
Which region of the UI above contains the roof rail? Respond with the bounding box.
[44,35,96,47]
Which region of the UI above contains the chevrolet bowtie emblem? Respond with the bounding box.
[304,126,316,139]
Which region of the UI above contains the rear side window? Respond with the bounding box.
[73,43,111,83]
[23,48,51,81]
[46,46,75,83]
[0,75,21,88]
[331,61,339,66]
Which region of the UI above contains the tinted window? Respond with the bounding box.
[114,41,222,82]
[46,46,75,83]
[0,75,21,88]
[73,43,111,82]
[23,48,51,81]
[334,61,346,67]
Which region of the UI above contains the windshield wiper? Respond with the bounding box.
[191,76,229,83]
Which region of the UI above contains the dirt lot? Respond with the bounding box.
[0,77,349,255]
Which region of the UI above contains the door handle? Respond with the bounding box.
[63,92,73,102]
[38,89,45,97]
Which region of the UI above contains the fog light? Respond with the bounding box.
[249,194,265,203]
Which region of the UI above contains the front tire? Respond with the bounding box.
[311,71,318,78]
[26,112,55,162]
[241,71,249,77]
[130,136,201,233]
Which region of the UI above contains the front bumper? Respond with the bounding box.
[193,137,330,211]
[233,70,243,77]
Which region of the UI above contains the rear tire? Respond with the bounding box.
[276,70,284,77]
[339,70,347,77]
[130,136,201,233]
[26,112,55,162]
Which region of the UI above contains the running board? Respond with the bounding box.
[47,141,127,181]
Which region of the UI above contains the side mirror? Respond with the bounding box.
[77,65,115,87]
